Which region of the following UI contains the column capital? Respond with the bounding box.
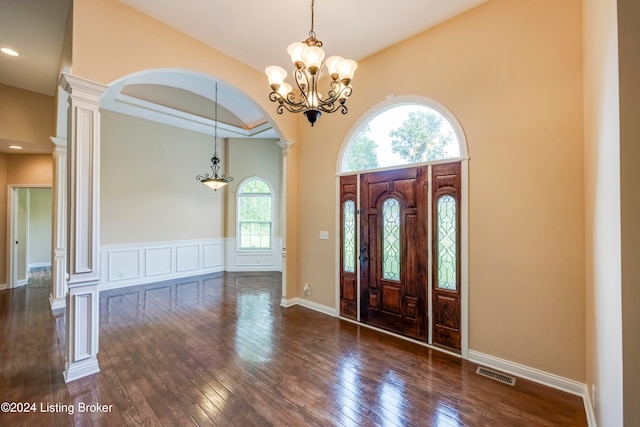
[50,136,67,149]
[277,140,295,154]
[59,73,108,102]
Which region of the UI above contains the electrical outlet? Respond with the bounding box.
[119,271,125,279]
[303,283,311,295]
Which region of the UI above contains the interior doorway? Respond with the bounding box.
[7,186,52,288]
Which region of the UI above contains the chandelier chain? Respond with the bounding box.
[309,0,315,38]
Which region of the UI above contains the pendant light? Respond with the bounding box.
[196,82,234,190]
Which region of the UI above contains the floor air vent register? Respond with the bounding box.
[476,366,517,386]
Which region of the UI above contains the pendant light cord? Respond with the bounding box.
[214,82,218,155]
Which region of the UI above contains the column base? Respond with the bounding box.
[64,359,100,383]
[49,293,66,310]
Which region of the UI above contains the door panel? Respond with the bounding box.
[432,162,462,351]
[339,175,358,319]
[360,167,427,340]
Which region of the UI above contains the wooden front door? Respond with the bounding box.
[359,167,428,340]
[338,162,463,352]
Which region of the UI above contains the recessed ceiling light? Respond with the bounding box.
[1,47,20,57]
[8,145,23,150]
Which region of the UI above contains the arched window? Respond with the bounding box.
[342,103,462,173]
[237,177,272,250]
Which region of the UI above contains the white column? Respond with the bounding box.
[49,137,67,310]
[60,73,106,383]
[277,140,294,306]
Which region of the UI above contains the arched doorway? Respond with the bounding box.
[55,70,291,382]
[336,97,469,356]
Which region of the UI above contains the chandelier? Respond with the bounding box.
[265,0,358,126]
[196,82,234,190]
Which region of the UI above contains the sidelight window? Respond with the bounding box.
[436,195,457,290]
[343,200,356,273]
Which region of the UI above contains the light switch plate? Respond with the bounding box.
[319,231,329,240]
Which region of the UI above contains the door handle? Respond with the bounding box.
[359,247,369,262]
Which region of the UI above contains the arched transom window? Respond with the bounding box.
[237,177,272,250]
[342,103,461,173]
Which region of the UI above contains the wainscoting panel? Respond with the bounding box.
[100,239,225,291]
[107,249,141,282]
[203,242,224,269]
[176,245,200,272]
[145,247,172,276]
[225,237,282,272]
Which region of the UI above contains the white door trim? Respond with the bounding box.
[7,185,52,288]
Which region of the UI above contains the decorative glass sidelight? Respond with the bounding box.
[437,195,457,290]
[382,198,401,280]
[343,200,356,273]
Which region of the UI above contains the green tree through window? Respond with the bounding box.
[390,110,453,162]
[341,104,460,173]
[238,178,272,249]
[343,125,379,172]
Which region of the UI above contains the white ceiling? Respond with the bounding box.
[118,0,488,73]
[0,0,487,153]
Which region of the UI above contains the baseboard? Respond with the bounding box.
[0,283,6,291]
[467,350,585,397]
[583,384,597,427]
[99,267,224,291]
[281,297,337,317]
[28,262,52,269]
[225,266,282,272]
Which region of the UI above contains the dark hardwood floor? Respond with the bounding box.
[0,271,587,426]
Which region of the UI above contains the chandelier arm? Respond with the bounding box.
[293,68,313,106]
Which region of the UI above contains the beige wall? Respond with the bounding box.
[7,154,53,185]
[618,0,640,424]
[0,84,55,149]
[225,138,282,238]
[100,110,225,244]
[583,0,623,424]
[296,0,586,381]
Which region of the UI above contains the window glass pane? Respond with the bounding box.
[342,104,460,173]
[382,198,400,281]
[238,178,272,249]
[239,196,271,222]
[343,200,356,273]
[437,195,457,290]
[239,222,271,249]
[241,179,270,193]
